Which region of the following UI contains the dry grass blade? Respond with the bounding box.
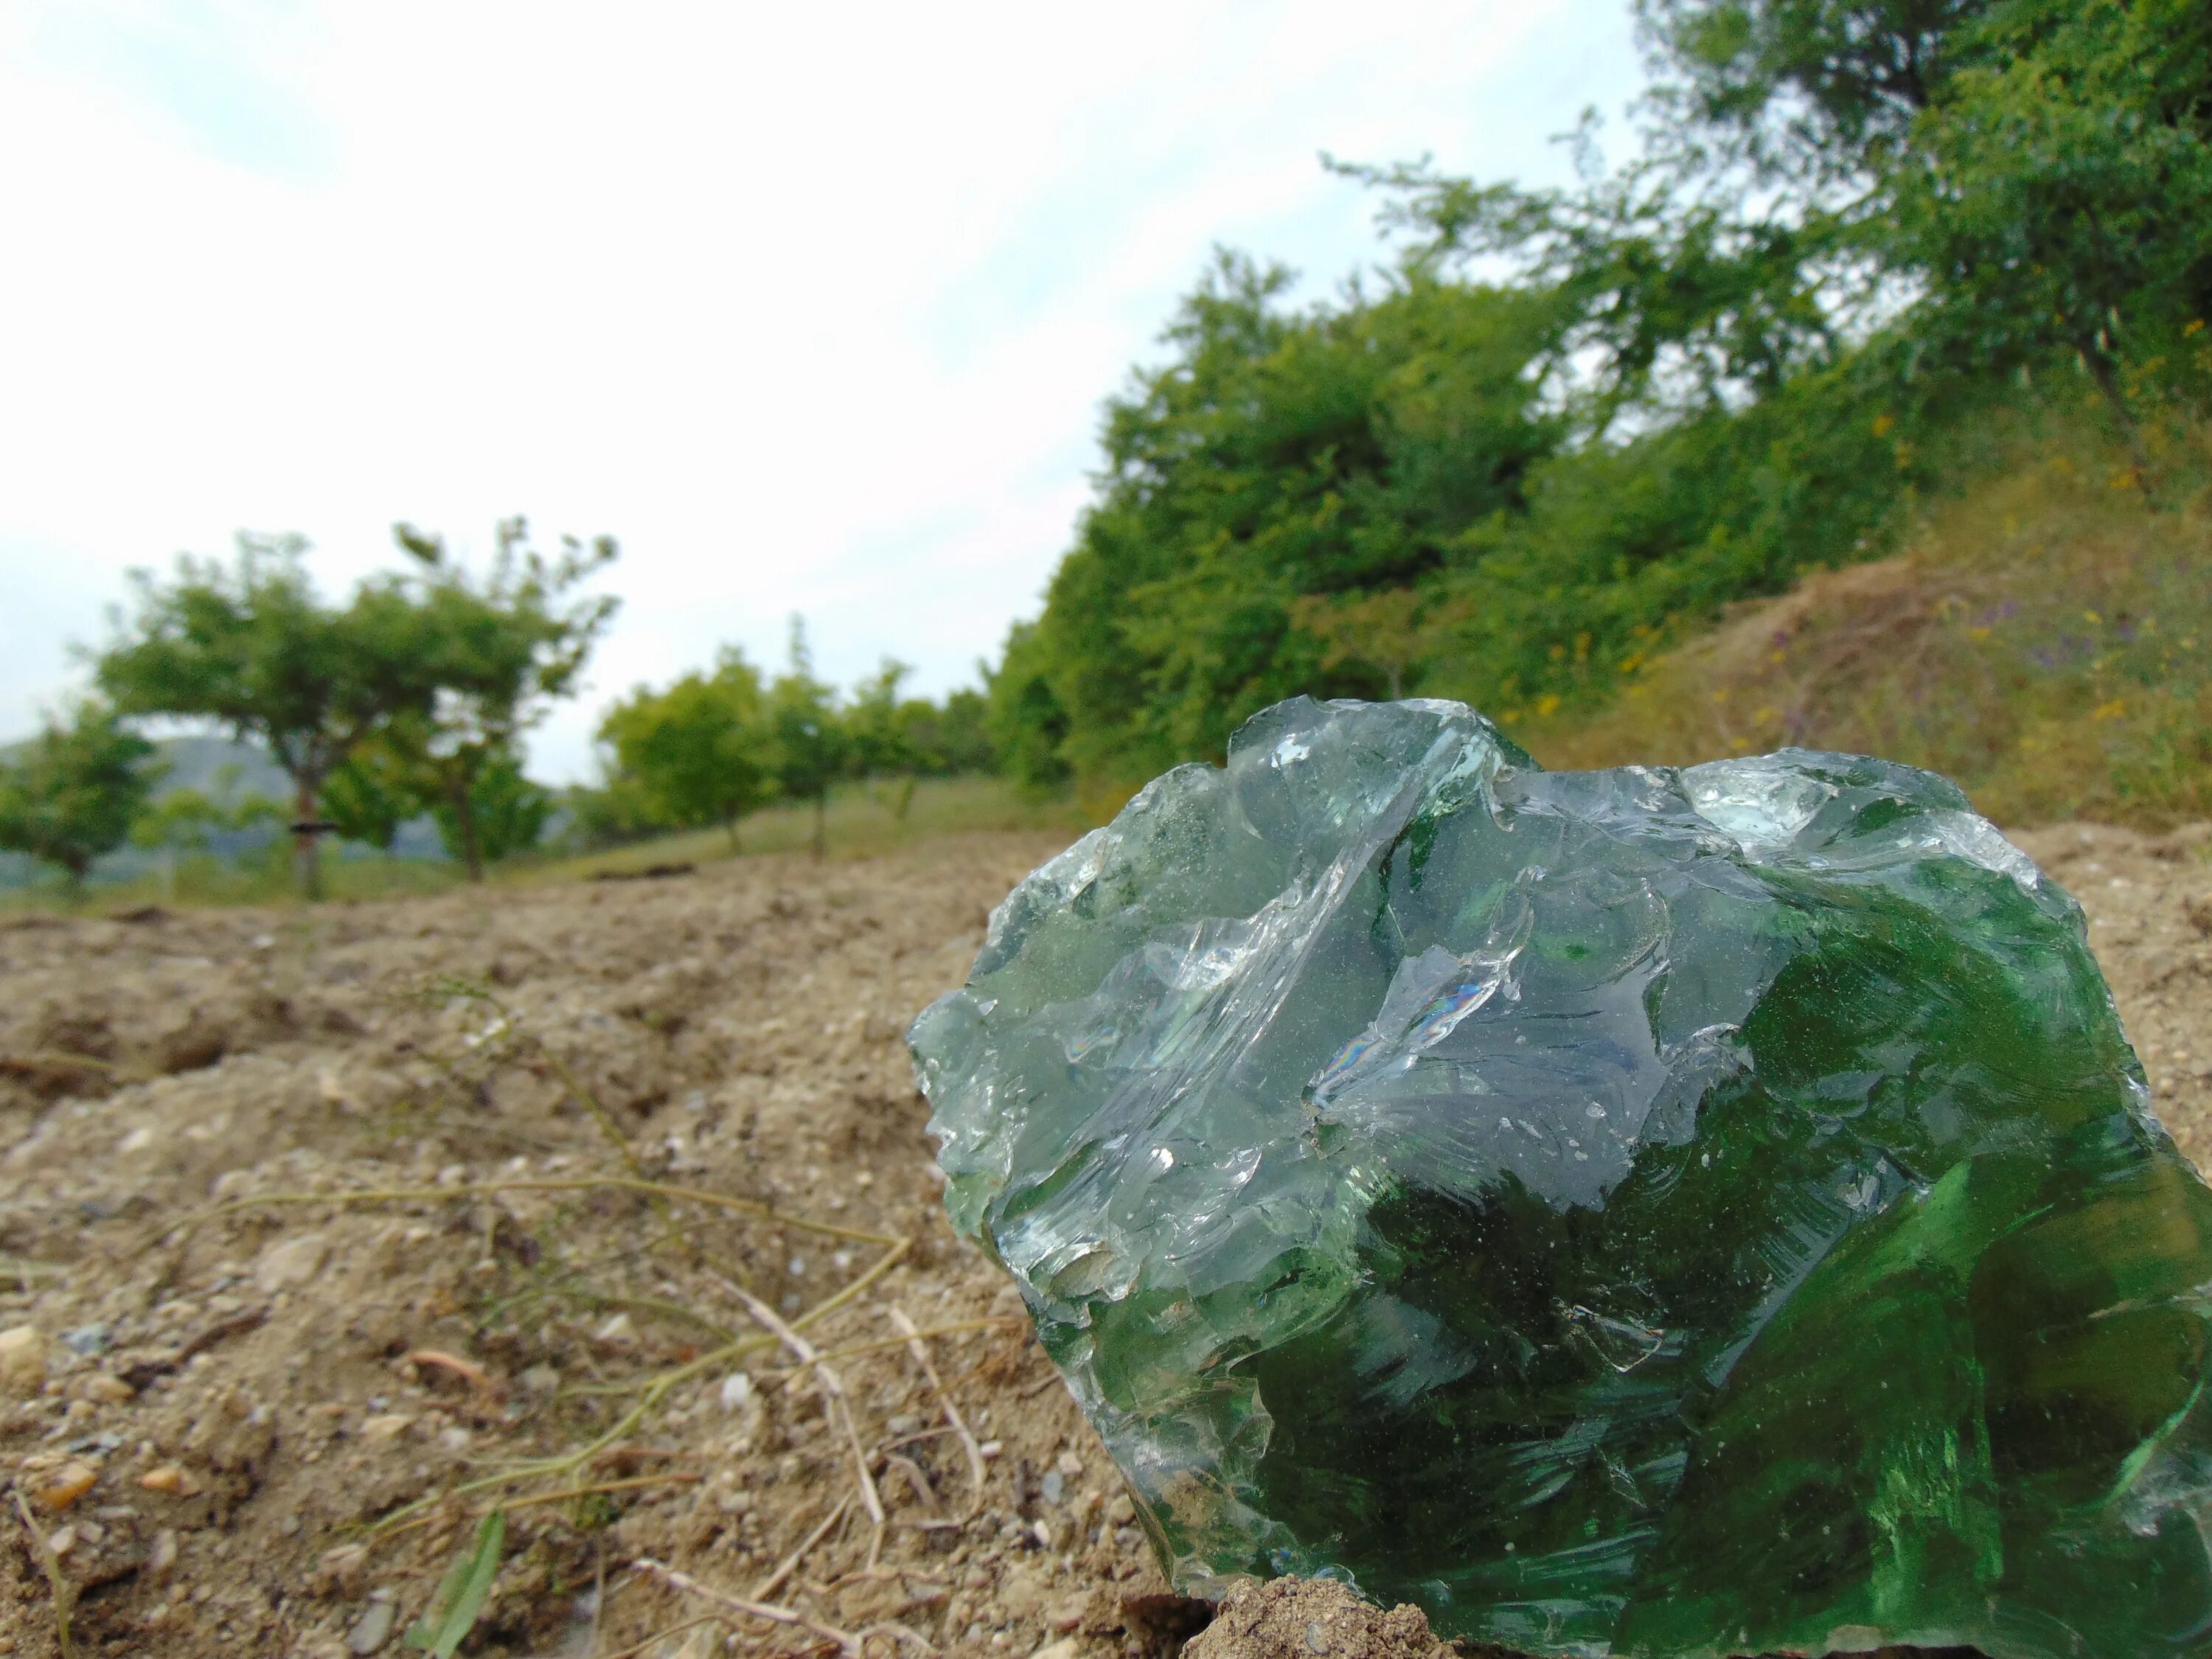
[13,1490,76,1659]
[633,1556,861,1656]
[719,1277,886,1530]
[888,1307,987,1507]
[753,1495,851,1603]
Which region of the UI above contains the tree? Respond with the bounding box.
[846,659,916,781]
[321,740,417,853]
[94,533,439,898]
[986,257,1565,786]
[766,617,846,858]
[383,517,619,880]
[0,702,158,893]
[597,649,773,850]
[1885,0,2212,439]
[430,748,552,866]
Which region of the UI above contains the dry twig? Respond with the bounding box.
[888,1307,987,1507]
[634,1556,860,1656]
[754,1495,852,1603]
[717,1277,886,1531]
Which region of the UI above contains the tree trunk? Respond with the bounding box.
[451,772,484,883]
[811,791,827,860]
[894,776,916,823]
[726,813,742,855]
[2078,332,2154,487]
[293,771,324,902]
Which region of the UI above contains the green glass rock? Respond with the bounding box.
[907,698,2212,1659]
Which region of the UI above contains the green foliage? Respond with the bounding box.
[403,1509,504,1658]
[91,524,611,891]
[766,618,848,857]
[94,533,442,897]
[1533,414,2212,830]
[994,0,2212,790]
[429,749,552,866]
[1630,0,2212,422]
[382,518,619,880]
[597,648,771,849]
[846,663,995,798]
[1890,0,2212,419]
[0,703,158,886]
[321,742,418,852]
[846,658,917,781]
[991,258,1566,784]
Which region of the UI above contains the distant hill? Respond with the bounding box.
[0,732,448,891]
[145,734,291,803]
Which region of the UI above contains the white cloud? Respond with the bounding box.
[0,0,1641,779]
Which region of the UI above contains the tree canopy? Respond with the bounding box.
[0,703,159,888]
[380,517,619,880]
[597,649,772,851]
[94,534,442,896]
[991,0,2212,792]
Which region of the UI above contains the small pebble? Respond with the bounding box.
[254,1234,330,1295]
[35,1461,97,1510]
[718,1373,754,1413]
[0,1325,47,1394]
[358,1414,414,1443]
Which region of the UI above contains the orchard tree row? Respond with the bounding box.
[1,520,615,898]
[0,527,993,898]
[585,622,990,860]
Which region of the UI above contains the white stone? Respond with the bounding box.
[254,1234,329,1294]
[0,1324,46,1394]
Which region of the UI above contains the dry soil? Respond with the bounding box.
[0,820,2205,1659]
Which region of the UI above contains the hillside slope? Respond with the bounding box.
[1522,425,2212,829]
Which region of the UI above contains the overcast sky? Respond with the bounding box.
[0,1,1644,781]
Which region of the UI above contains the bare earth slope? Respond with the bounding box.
[0,822,2205,1658]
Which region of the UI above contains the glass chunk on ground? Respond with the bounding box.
[908,696,2212,1659]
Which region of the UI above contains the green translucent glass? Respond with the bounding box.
[908,697,2212,1658]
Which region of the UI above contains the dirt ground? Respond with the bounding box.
[0,819,2205,1659]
